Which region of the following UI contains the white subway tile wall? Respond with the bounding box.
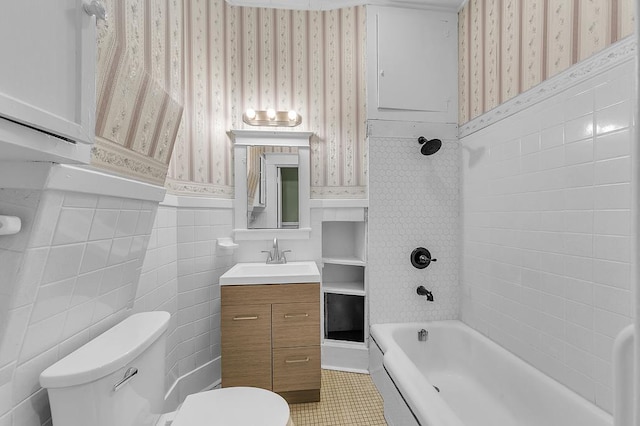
[369,133,460,323]
[460,58,635,413]
[0,189,158,426]
[0,188,41,426]
[133,205,233,401]
[133,205,179,390]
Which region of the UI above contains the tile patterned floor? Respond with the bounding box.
[289,370,387,426]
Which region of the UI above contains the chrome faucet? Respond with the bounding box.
[262,237,291,264]
[418,329,428,342]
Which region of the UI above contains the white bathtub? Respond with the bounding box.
[369,321,612,426]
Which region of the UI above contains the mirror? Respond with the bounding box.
[231,130,313,238]
[246,146,299,229]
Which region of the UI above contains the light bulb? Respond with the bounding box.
[245,108,256,120]
[266,108,276,120]
[288,110,298,121]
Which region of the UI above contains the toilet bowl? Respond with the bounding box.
[40,311,292,426]
[169,387,291,426]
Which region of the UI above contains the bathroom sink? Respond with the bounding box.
[220,261,321,285]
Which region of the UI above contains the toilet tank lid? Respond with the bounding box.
[40,311,170,389]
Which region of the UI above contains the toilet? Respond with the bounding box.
[40,311,292,426]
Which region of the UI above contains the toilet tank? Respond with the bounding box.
[40,311,171,426]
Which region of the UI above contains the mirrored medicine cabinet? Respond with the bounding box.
[230,130,313,240]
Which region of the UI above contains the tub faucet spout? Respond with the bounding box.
[417,285,434,301]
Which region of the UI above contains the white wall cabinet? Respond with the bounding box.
[366,6,458,123]
[0,0,98,163]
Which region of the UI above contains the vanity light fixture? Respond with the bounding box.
[242,108,302,127]
[245,108,257,120]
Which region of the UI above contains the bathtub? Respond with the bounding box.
[369,321,612,426]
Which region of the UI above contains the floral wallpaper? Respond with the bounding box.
[92,0,367,199]
[458,0,635,124]
[167,1,367,198]
[93,0,184,184]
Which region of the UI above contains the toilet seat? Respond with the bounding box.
[170,387,290,426]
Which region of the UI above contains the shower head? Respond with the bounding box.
[418,136,442,156]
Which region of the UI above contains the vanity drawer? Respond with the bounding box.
[221,304,272,390]
[272,302,320,348]
[272,346,321,392]
[222,283,320,305]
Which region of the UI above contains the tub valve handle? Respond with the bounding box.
[417,286,434,301]
[411,247,436,269]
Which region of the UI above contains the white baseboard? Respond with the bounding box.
[164,357,221,412]
[321,341,370,373]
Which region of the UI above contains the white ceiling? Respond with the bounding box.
[224,0,466,11]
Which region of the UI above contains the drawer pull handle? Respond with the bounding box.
[284,313,309,318]
[233,315,259,321]
[285,357,310,364]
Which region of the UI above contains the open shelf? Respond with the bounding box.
[323,281,365,296]
[324,293,365,344]
[322,221,366,261]
[322,256,366,267]
[322,263,365,296]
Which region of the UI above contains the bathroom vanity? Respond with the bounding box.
[220,262,321,403]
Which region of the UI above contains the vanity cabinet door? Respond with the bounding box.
[272,346,321,393]
[221,304,272,390]
[272,302,320,348]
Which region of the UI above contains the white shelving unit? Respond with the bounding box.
[321,216,369,372]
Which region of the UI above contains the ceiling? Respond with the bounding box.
[224,0,466,11]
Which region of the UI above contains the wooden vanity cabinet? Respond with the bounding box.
[221,283,321,403]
